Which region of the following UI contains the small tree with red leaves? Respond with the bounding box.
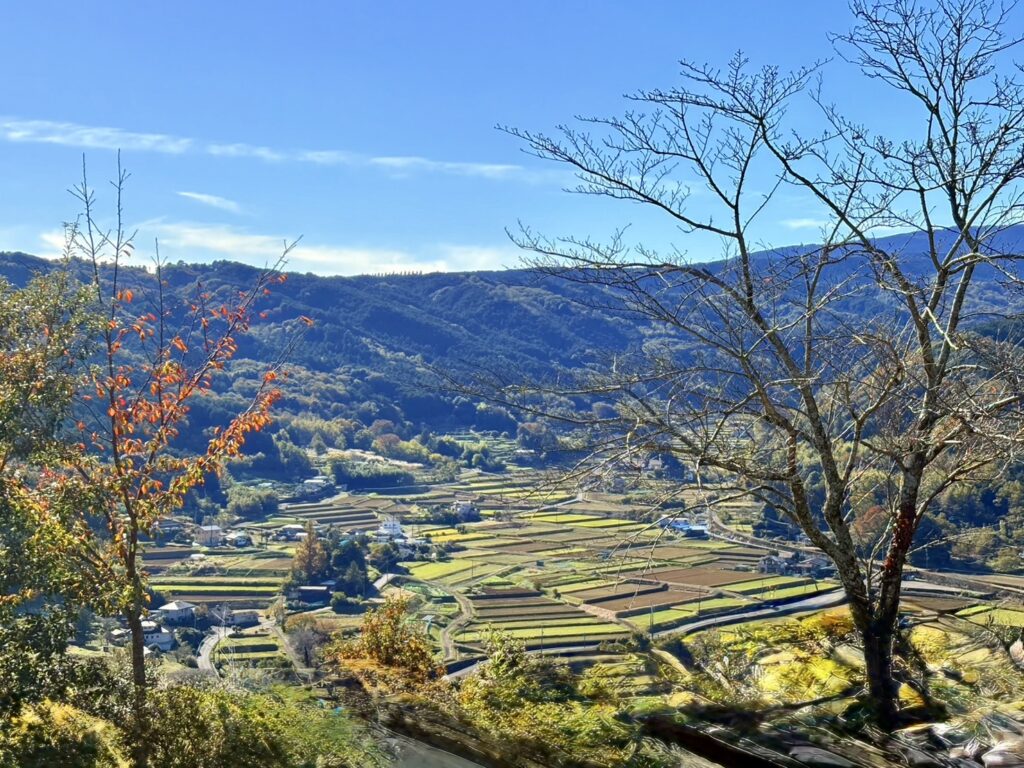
[58,161,300,768]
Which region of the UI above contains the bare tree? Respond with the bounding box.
[497,0,1024,725]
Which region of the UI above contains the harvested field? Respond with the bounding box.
[568,582,667,603]
[623,566,752,588]
[588,589,704,613]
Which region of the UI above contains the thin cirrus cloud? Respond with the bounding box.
[781,217,830,230]
[63,220,521,275]
[0,118,193,154]
[0,117,532,181]
[177,191,243,214]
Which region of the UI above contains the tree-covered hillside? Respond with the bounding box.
[3,224,1022,439]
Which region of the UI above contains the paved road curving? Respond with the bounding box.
[652,589,847,638]
[196,626,231,674]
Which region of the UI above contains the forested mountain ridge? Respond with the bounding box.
[2,223,1022,435]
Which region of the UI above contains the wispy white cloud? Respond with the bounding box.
[781,217,830,230]
[369,156,522,179]
[296,149,359,165]
[206,142,286,162]
[177,191,243,214]
[0,117,532,182]
[38,229,67,259]
[0,118,192,154]
[138,221,515,275]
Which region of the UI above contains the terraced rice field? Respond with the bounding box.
[214,632,286,666]
[527,512,601,523]
[280,500,380,530]
[405,560,479,581]
[725,576,811,594]
[573,519,647,530]
[623,566,756,588]
[458,591,631,648]
[583,589,705,615]
[624,596,751,630]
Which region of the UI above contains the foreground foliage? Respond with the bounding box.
[0,682,383,768]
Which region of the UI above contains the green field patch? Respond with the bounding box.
[762,583,836,601]
[528,512,603,523]
[152,584,281,595]
[151,577,282,587]
[968,608,1024,626]
[956,605,994,618]
[629,596,751,630]
[573,519,643,529]
[422,531,494,544]
[445,564,503,584]
[406,560,477,581]
[214,650,287,663]
[219,638,279,654]
[459,536,514,548]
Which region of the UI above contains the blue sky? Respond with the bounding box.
[0,2,989,275]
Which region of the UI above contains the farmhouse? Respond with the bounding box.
[141,620,175,651]
[196,524,223,546]
[153,600,197,624]
[110,621,174,652]
[791,555,836,579]
[294,585,331,605]
[759,555,789,575]
[278,524,307,541]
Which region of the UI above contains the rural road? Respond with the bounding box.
[652,589,848,638]
[197,626,231,674]
[421,579,474,662]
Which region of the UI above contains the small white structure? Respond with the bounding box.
[196,525,223,546]
[154,600,197,624]
[375,516,404,543]
[225,531,251,547]
[302,475,332,493]
[278,523,307,541]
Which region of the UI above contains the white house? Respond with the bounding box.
[141,620,175,652]
[196,525,223,546]
[375,516,404,543]
[154,600,197,624]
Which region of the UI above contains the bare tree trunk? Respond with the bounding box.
[842,559,901,726]
[861,618,899,728]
